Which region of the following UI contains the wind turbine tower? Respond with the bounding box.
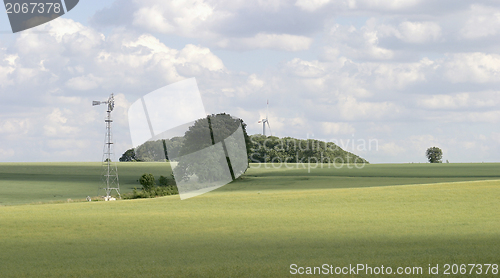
[93,93,120,200]
[258,100,272,136]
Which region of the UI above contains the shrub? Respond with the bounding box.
[122,174,179,200]
[139,173,155,191]
[122,185,179,199]
[158,175,169,186]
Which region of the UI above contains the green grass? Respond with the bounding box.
[0,162,174,205]
[223,162,500,192]
[0,163,499,277]
[1,162,499,205]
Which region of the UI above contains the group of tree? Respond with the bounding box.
[171,113,251,184]
[119,137,184,162]
[248,134,368,164]
[120,113,251,185]
[120,113,369,168]
[122,173,178,199]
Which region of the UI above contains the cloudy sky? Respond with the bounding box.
[1,0,500,163]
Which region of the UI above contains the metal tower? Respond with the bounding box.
[93,94,120,200]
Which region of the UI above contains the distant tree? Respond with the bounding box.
[139,173,155,191]
[158,175,169,186]
[174,113,250,183]
[426,147,443,163]
[247,134,368,164]
[134,141,165,162]
[119,148,137,162]
[129,137,185,162]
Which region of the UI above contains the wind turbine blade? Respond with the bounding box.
[267,121,272,136]
[266,100,269,120]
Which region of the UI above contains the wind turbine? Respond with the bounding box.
[258,100,272,136]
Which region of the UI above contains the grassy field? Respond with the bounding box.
[1,162,499,205]
[0,163,499,277]
[0,162,174,205]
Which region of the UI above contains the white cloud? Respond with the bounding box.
[295,0,331,12]
[124,34,171,53]
[379,142,406,156]
[371,58,433,89]
[363,31,394,59]
[46,139,90,150]
[444,52,500,83]
[0,148,15,159]
[322,122,356,134]
[338,96,399,120]
[285,58,325,77]
[132,0,214,36]
[409,134,439,154]
[66,74,103,91]
[247,74,264,88]
[4,54,18,66]
[16,18,104,56]
[460,5,500,39]
[418,92,498,109]
[255,0,289,12]
[396,21,442,43]
[327,23,394,60]
[0,18,237,161]
[355,0,422,11]
[132,6,175,34]
[218,33,313,51]
[43,108,79,137]
[3,2,500,163]
[177,44,225,72]
[0,118,30,135]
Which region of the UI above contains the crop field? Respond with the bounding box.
[1,162,499,206]
[0,163,499,277]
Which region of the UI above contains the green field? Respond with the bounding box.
[0,163,499,277]
[1,162,499,205]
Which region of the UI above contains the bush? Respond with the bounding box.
[122,174,179,200]
[158,175,169,186]
[122,185,179,199]
[139,173,155,191]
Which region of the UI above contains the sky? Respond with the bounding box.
[1,0,500,163]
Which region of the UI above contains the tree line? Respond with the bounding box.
[120,114,368,165]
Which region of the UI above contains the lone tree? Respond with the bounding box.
[139,173,155,191]
[426,147,443,163]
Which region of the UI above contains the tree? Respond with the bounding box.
[125,137,185,162]
[247,134,368,164]
[426,147,443,163]
[174,113,250,183]
[139,173,155,191]
[134,141,166,162]
[119,148,137,162]
[158,175,169,186]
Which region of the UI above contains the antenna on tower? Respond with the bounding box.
[258,99,272,136]
[93,93,120,200]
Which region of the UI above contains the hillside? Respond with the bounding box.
[248,134,368,164]
[121,135,368,164]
